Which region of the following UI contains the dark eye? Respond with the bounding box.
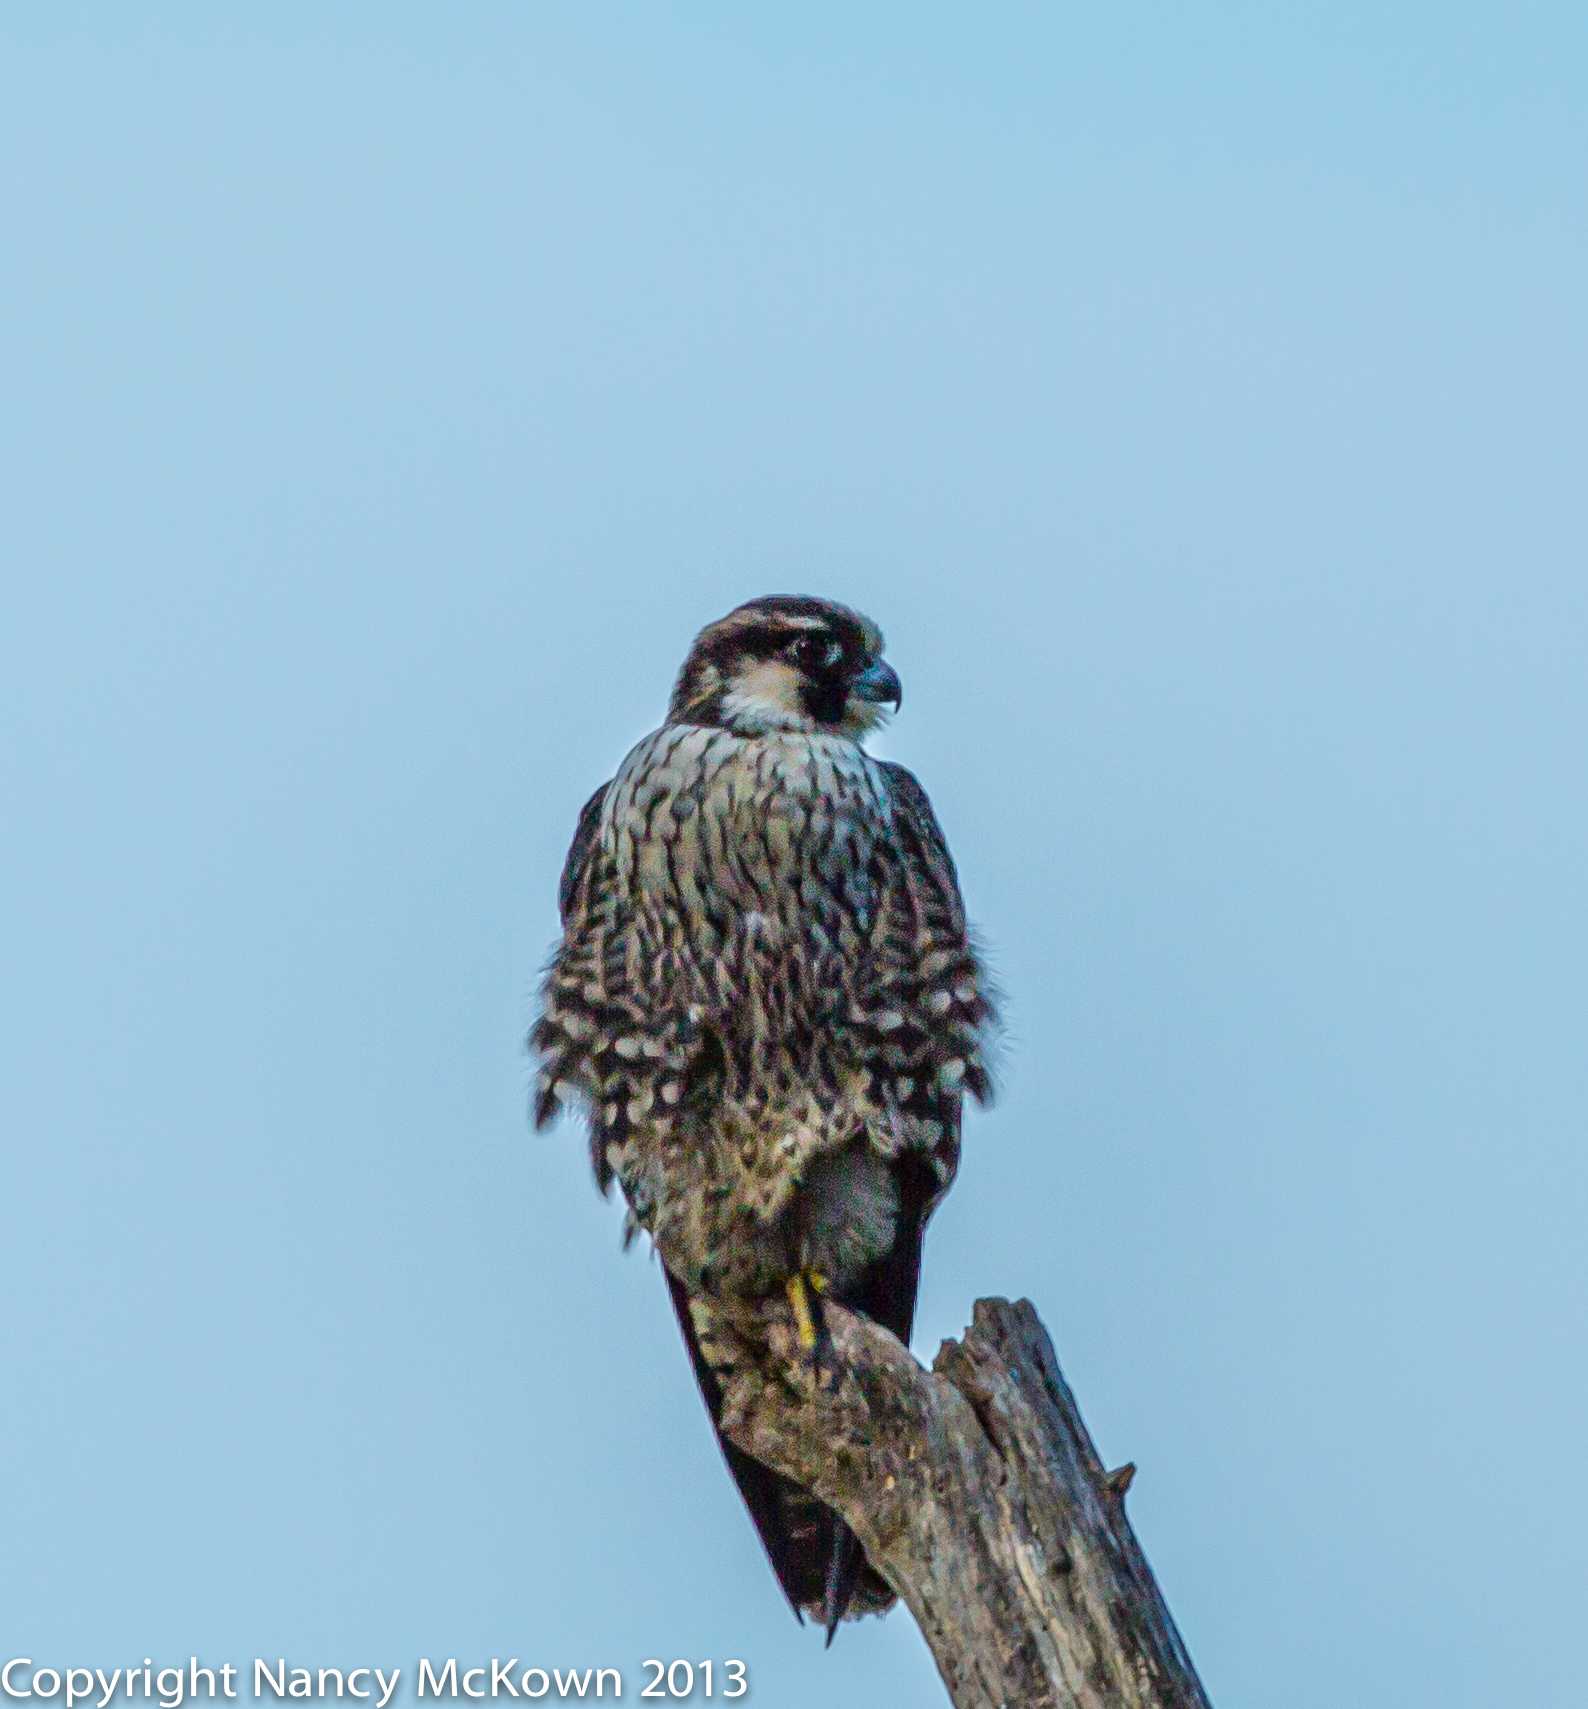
[785,635,842,671]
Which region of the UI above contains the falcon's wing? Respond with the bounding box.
[533,780,616,1158]
[557,782,611,926]
[878,759,960,890]
[872,758,995,1116]
[851,760,994,1333]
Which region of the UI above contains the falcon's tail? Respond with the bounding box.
[663,1270,894,1632]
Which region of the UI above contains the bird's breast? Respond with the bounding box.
[603,725,892,942]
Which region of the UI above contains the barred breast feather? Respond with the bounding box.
[532,723,993,1299]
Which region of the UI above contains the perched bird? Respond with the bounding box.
[531,596,995,1635]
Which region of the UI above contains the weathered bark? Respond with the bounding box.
[710,1296,1212,1709]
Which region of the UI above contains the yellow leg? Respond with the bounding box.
[787,1270,820,1350]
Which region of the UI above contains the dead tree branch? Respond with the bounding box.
[709,1295,1213,1709]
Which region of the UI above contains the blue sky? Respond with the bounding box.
[2,8,1584,1707]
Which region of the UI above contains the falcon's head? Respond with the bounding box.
[668,596,903,739]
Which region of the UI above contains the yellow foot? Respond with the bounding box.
[786,1269,828,1351]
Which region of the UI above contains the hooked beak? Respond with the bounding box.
[851,658,903,712]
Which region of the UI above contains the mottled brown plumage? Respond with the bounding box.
[531,595,995,1633]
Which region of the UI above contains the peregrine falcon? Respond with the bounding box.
[531,596,995,1635]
